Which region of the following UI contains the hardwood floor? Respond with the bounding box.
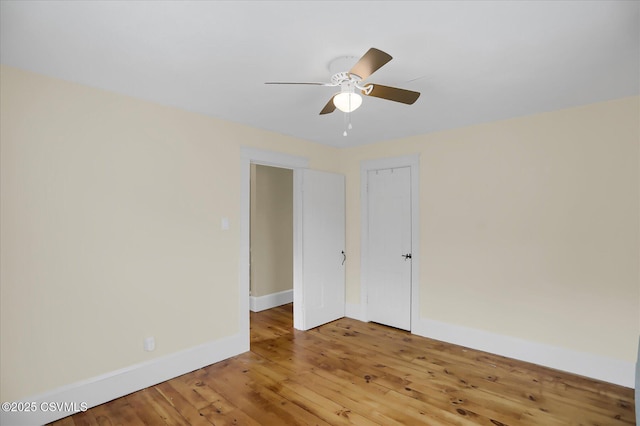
[51,304,635,425]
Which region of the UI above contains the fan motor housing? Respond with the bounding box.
[331,72,361,86]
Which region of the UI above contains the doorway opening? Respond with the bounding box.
[249,164,294,340]
[240,147,346,348]
[239,147,309,350]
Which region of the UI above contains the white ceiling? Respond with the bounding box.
[1,1,638,148]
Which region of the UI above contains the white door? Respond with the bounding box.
[367,167,412,330]
[296,169,345,330]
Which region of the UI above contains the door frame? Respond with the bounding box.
[240,147,309,345]
[360,154,420,331]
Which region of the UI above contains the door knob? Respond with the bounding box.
[402,253,412,260]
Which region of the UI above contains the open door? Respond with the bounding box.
[294,169,345,330]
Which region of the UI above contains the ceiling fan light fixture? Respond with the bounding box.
[333,92,362,113]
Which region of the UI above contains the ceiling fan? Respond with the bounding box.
[265,48,421,117]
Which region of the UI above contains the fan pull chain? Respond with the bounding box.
[343,112,348,136]
[342,109,354,136]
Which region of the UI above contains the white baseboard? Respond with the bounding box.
[345,302,365,322]
[250,289,293,312]
[635,337,639,423]
[1,333,248,425]
[3,312,632,425]
[412,316,635,388]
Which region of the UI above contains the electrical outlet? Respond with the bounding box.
[144,337,155,352]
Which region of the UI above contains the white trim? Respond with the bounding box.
[250,289,294,312]
[0,333,246,425]
[240,147,308,169]
[345,302,365,322]
[635,338,640,425]
[412,317,635,388]
[292,169,305,330]
[239,147,309,332]
[360,154,420,330]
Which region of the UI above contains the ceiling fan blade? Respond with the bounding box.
[349,48,393,80]
[265,82,333,86]
[319,96,337,115]
[363,84,420,105]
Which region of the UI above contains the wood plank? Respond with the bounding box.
[95,396,146,426]
[257,324,517,422]
[59,407,99,426]
[176,367,263,426]
[202,355,329,425]
[318,318,635,424]
[49,416,76,426]
[125,388,182,426]
[49,304,636,425]
[243,355,377,425]
[251,351,402,425]
[154,381,214,426]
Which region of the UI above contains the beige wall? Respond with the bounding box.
[250,164,293,297]
[0,66,340,401]
[343,96,640,363]
[1,64,638,402]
